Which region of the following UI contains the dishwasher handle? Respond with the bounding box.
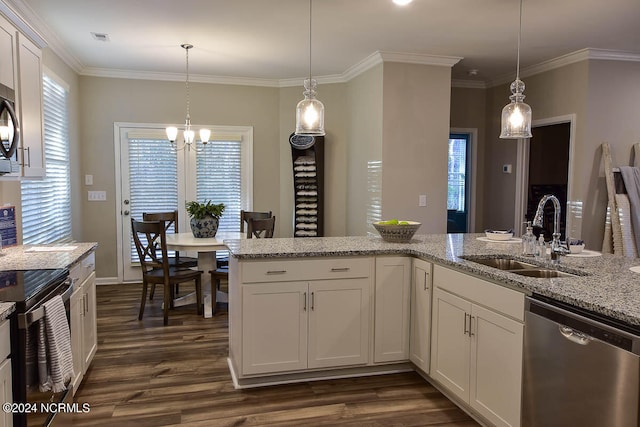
[559,325,592,345]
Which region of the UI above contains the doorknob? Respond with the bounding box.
[123,210,129,216]
[124,199,130,205]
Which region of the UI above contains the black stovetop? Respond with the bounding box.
[0,269,69,312]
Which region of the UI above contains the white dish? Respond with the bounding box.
[566,250,601,258]
[630,266,640,273]
[476,236,522,243]
[484,231,514,241]
[569,243,585,254]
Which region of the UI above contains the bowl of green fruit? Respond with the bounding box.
[373,220,421,243]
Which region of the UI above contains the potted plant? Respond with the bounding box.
[186,200,225,238]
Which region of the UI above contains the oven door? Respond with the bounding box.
[0,83,20,160]
[14,279,74,427]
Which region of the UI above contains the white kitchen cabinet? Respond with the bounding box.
[0,14,17,90]
[70,252,97,394]
[241,277,370,375]
[409,258,432,373]
[235,257,372,377]
[430,265,524,427]
[0,319,12,427]
[374,256,411,363]
[15,33,44,178]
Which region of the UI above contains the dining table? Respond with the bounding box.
[165,230,243,318]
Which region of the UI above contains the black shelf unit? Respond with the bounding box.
[290,133,324,237]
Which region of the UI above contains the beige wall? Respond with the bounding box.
[382,62,452,233]
[450,86,487,231]
[478,59,640,250]
[346,64,383,236]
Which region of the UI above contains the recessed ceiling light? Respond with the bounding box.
[393,0,413,5]
[91,32,110,42]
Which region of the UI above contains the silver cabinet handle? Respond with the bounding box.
[330,267,350,272]
[469,316,475,336]
[311,292,315,310]
[266,270,287,275]
[303,292,307,311]
[463,313,469,335]
[424,272,429,291]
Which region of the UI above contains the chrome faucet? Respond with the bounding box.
[532,194,569,263]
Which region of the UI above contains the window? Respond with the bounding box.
[21,73,72,244]
[447,134,469,212]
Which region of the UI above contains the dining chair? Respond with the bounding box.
[131,218,203,325]
[210,215,275,314]
[240,210,273,236]
[143,210,198,300]
[247,216,276,239]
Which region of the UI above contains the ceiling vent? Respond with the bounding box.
[91,32,110,42]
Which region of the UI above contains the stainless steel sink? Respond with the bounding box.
[463,256,537,270]
[461,255,578,279]
[510,269,576,278]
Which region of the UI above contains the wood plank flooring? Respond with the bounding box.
[72,284,479,426]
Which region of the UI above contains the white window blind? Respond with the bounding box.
[196,140,243,233]
[21,74,72,244]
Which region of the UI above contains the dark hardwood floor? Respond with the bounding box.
[72,283,479,426]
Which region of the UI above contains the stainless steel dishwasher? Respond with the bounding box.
[523,296,640,427]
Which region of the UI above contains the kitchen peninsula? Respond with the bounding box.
[225,233,640,427]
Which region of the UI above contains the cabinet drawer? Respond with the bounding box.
[0,319,10,360]
[70,251,96,286]
[434,265,524,321]
[242,257,372,283]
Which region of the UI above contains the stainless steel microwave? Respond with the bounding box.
[0,82,20,175]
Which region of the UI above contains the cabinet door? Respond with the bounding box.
[470,304,523,427]
[82,272,98,369]
[17,34,44,178]
[70,288,84,394]
[0,15,17,90]
[242,282,308,375]
[308,278,370,369]
[410,258,432,372]
[430,287,471,402]
[374,257,411,363]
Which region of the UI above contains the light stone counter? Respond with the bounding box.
[0,242,98,271]
[0,302,14,320]
[226,233,640,328]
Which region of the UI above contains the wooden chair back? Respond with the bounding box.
[143,210,178,233]
[247,216,276,239]
[131,218,168,275]
[240,210,273,233]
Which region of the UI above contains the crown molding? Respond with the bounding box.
[0,0,46,48]
[488,47,640,87]
[378,51,463,67]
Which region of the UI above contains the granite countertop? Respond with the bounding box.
[0,302,14,321]
[0,242,98,271]
[225,233,640,328]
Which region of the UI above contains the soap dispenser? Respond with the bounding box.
[522,221,535,257]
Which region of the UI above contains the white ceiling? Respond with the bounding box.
[6,0,640,85]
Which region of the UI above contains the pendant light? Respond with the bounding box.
[500,0,532,139]
[166,44,211,149]
[295,0,325,136]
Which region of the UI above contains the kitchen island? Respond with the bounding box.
[226,233,640,326]
[225,233,640,427]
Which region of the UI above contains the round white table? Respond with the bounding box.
[165,231,243,317]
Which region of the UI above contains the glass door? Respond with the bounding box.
[447,133,470,233]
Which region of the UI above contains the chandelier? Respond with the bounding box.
[499,0,532,139]
[166,44,211,150]
[295,0,325,136]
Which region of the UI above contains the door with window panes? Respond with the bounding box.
[447,133,470,233]
[118,125,251,282]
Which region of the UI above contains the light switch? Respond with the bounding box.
[85,174,93,185]
[88,191,106,201]
[419,195,427,207]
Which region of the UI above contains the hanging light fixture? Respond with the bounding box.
[166,44,211,149]
[500,0,532,139]
[295,0,325,136]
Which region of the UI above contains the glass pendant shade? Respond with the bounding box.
[295,78,325,136]
[166,126,178,142]
[500,79,532,139]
